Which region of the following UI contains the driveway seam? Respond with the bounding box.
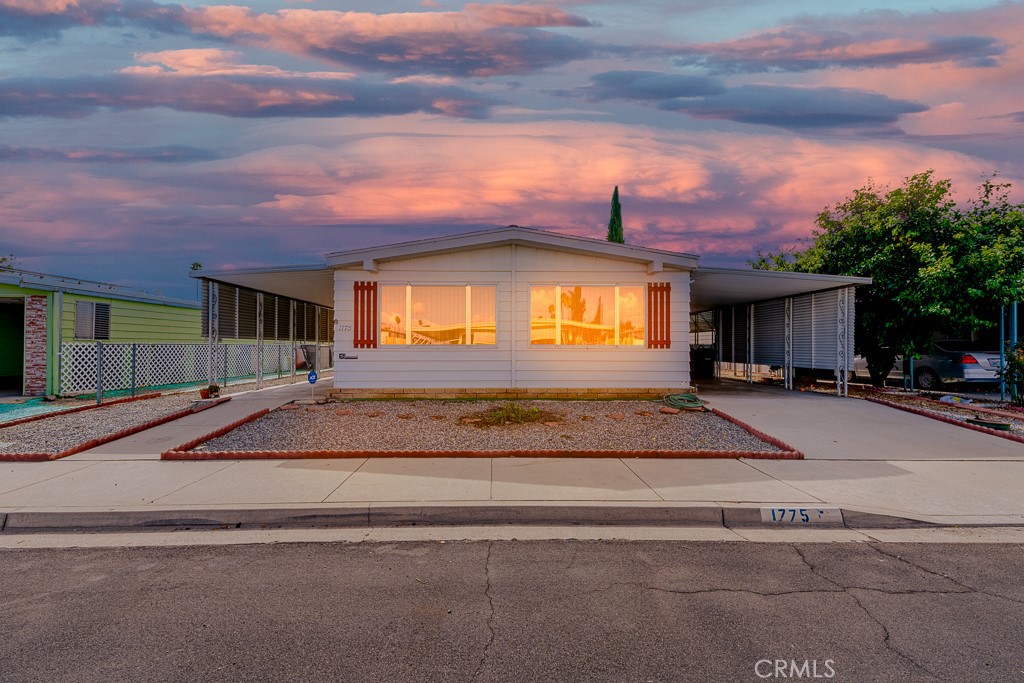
[0,462,101,498]
[738,459,827,503]
[320,458,369,503]
[620,459,667,501]
[148,461,239,504]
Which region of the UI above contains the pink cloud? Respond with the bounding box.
[122,48,353,79]
[202,119,1005,259]
[0,0,596,75]
[464,3,593,27]
[172,5,594,76]
[0,0,80,13]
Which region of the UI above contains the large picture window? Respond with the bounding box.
[380,285,496,345]
[530,285,645,346]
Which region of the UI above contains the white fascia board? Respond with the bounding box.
[695,266,871,285]
[326,226,699,271]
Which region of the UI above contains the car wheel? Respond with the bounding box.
[915,368,941,390]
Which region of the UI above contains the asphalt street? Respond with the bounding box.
[2,540,1022,682]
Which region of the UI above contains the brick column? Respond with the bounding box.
[23,295,49,396]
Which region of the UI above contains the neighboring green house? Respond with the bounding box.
[0,268,201,396]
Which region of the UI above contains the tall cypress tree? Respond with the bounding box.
[607,186,624,243]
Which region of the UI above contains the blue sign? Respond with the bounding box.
[307,370,318,384]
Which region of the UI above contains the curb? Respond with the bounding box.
[165,448,800,460]
[0,505,960,534]
[865,397,1024,446]
[0,392,163,429]
[161,404,804,461]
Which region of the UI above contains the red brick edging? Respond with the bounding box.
[865,397,1024,446]
[709,407,804,458]
[0,392,163,430]
[0,396,232,462]
[0,452,52,462]
[161,404,804,460]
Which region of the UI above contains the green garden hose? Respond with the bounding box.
[663,393,707,411]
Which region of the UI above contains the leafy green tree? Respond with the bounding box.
[0,253,17,270]
[752,171,1024,385]
[607,186,624,243]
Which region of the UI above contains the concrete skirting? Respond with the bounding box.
[325,387,698,401]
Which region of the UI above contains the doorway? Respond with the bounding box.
[0,299,25,393]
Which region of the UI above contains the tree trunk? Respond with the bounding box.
[865,349,897,387]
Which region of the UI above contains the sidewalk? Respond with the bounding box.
[1,381,1022,531]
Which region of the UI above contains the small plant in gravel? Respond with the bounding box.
[999,339,1024,407]
[484,402,542,425]
[466,402,562,427]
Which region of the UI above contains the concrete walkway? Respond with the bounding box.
[65,381,331,460]
[1,381,1022,528]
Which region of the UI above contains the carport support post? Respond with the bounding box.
[715,308,723,380]
[784,297,793,390]
[1000,306,1006,402]
[207,281,219,385]
[290,300,296,383]
[836,288,848,397]
[95,341,103,405]
[256,292,264,390]
[1013,302,1019,346]
[746,303,753,383]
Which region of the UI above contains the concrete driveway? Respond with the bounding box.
[698,381,1024,460]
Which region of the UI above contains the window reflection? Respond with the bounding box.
[381,285,406,345]
[530,286,556,344]
[381,285,496,345]
[530,285,645,346]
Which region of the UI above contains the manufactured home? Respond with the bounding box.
[0,269,202,396]
[195,227,870,398]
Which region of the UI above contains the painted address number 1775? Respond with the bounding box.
[760,507,840,524]
[772,508,812,523]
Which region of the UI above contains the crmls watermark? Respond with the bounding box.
[754,659,836,679]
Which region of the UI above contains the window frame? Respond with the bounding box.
[378,283,498,347]
[74,300,111,341]
[529,283,647,348]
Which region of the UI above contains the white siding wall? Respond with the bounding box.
[333,244,691,389]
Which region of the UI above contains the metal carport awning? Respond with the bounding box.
[690,267,871,313]
[191,264,334,308]
[691,267,872,397]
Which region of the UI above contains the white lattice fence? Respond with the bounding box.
[60,342,98,394]
[60,342,313,395]
[145,344,207,387]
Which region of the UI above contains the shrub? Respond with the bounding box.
[999,340,1024,406]
[482,402,543,426]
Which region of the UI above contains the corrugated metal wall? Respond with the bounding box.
[201,280,333,343]
[716,287,855,372]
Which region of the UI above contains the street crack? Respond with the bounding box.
[793,544,942,680]
[868,543,1024,606]
[471,541,496,683]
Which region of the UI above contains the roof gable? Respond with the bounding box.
[326,227,699,272]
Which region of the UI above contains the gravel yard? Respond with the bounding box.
[874,394,1024,437]
[195,400,781,453]
[0,393,197,455]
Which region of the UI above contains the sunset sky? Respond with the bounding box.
[2,0,1023,299]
